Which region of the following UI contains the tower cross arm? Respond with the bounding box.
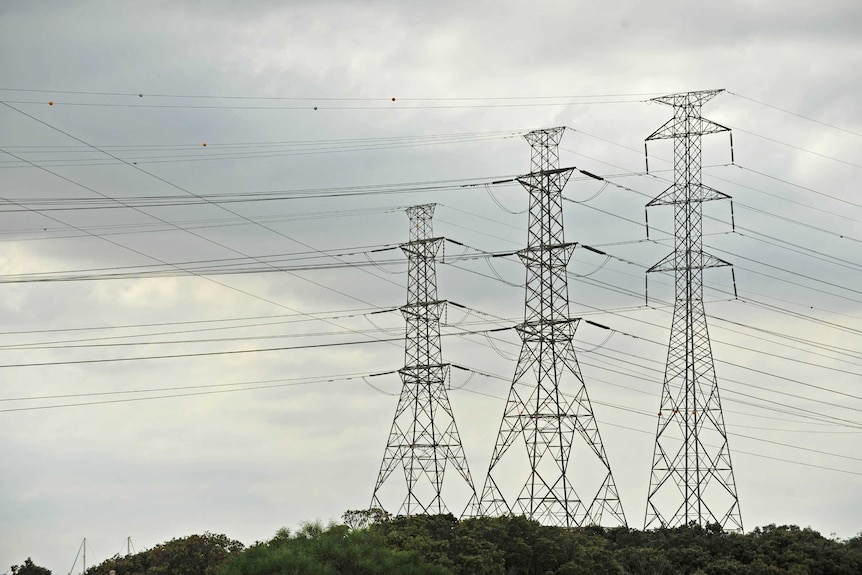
[650,89,725,107]
[646,117,730,141]
[646,184,731,207]
[516,166,576,190]
[647,251,732,274]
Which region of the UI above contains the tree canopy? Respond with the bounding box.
[10,558,51,575]
[221,514,862,575]
[83,532,243,575]
[24,515,862,575]
[219,521,448,575]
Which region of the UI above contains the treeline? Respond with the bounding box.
[221,513,862,575]
[28,512,860,575]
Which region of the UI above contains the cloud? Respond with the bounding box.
[1,1,861,573]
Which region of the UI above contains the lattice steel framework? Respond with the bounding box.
[371,204,479,516]
[479,128,627,527]
[644,90,743,531]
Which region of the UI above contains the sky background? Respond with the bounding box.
[1,0,861,572]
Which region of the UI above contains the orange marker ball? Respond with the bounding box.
[48,101,54,106]
[391,97,396,101]
[202,143,207,147]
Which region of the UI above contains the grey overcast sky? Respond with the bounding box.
[1,0,861,572]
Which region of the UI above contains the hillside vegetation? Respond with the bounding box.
[71,512,861,575]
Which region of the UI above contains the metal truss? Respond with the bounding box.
[479,128,627,527]
[644,90,743,531]
[371,204,479,516]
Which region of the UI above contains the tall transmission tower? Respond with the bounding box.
[371,204,479,516]
[643,89,743,531]
[479,128,627,527]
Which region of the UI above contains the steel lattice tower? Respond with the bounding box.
[371,204,479,516]
[644,90,742,531]
[479,128,627,527]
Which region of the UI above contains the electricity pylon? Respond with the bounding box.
[644,89,743,531]
[479,128,627,527]
[371,204,479,516]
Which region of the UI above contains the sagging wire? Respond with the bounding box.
[484,183,527,214]
[484,257,524,288]
[484,332,518,361]
[449,368,477,391]
[572,181,610,203]
[576,331,616,353]
[362,375,400,397]
[364,313,403,337]
[443,302,473,327]
[441,243,472,265]
[566,167,611,203]
[570,255,612,278]
[450,364,511,384]
[363,251,406,275]
[448,300,513,323]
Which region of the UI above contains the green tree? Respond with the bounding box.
[342,508,392,530]
[664,544,710,574]
[219,522,450,575]
[703,557,747,575]
[374,514,458,571]
[85,532,243,575]
[70,513,862,575]
[448,519,506,575]
[614,546,674,575]
[554,545,623,575]
[10,558,51,575]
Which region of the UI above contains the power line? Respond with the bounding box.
[0,326,401,351]
[0,326,511,368]
[0,129,521,151]
[1,98,647,111]
[0,136,386,319]
[0,130,524,168]
[0,240,529,283]
[454,369,862,477]
[727,125,862,170]
[558,140,862,322]
[567,127,862,243]
[0,177,517,209]
[0,245,405,283]
[0,369,393,402]
[446,234,862,394]
[447,231,862,405]
[0,370,399,413]
[19,361,858,477]
[726,91,862,138]
[735,163,862,211]
[0,87,663,100]
[0,99,444,348]
[0,207,404,244]
[0,305,396,337]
